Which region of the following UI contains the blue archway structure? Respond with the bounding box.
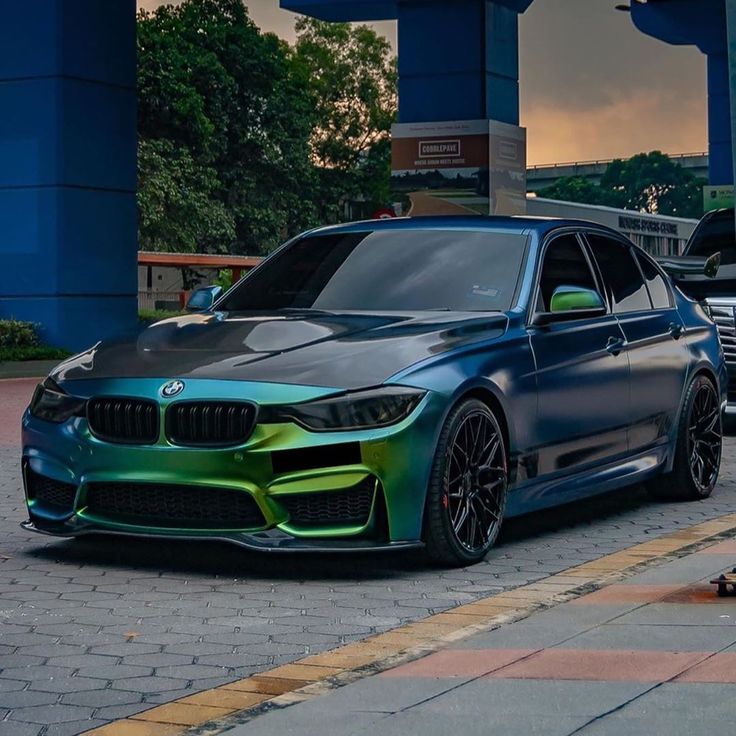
[627,0,734,186]
[0,0,734,351]
[282,0,534,125]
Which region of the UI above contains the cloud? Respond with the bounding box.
[524,91,707,164]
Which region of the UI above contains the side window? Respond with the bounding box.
[633,249,673,309]
[587,234,652,313]
[537,234,600,312]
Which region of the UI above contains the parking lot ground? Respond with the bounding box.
[221,538,736,736]
[2,377,736,735]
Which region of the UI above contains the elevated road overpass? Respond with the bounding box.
[527,151,709,192]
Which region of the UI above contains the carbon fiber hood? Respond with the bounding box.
[53,310,508,390]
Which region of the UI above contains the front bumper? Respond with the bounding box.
[22,378,444,549]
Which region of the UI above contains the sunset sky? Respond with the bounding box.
[137,0,708,166]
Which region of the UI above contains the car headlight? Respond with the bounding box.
[29,378,87,423]
[265,386,427,431]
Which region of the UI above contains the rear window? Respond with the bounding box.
[633,250,672,309]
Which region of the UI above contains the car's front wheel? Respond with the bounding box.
[647,374,722,501]
[424,399,508,566]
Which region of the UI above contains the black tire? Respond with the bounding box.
[647,374,722,501]
[423,399,508,566]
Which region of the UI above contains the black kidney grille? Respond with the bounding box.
[166,402,257,447]
[87,398,159,444]
[84,482,265,529]
[280,478,376,528]
[26,468,77,511]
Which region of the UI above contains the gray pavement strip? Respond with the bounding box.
[2,439,736,734]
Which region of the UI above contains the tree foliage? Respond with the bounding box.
[294,17,397,172]
[538,152,705,219]
[599,151,705,219]
[137,1,397,254]
[138,139,235,253]
[536,176,606,207]
[138,0,318,255]
[293,17,397,222]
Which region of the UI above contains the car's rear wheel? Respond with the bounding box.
[647,374,722,501]
[424,399,508,566]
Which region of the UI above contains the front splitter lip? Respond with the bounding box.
[20,520,424,555]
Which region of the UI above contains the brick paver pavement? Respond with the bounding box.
[1,378,736,734]
[229,543,736,736]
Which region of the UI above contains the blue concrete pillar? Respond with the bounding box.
[728,0,736,191]
[397,0,519,124]
[708,52,734,185]
[281,0,533,126]
[0,0,138,351]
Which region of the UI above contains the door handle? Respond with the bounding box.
[606,336,626,356]
[669,322,684,340]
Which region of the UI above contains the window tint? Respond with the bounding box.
[220,230,528,312]
[587,234,651,313]
[537,234,599,312]
[633,250,672,309]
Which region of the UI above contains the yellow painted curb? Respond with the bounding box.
[85,512,736,736]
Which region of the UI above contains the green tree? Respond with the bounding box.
[294,17,397,217]
[138,139,235,254]
[537,176,605,206]
[137,0,319,254]
[599,151,705,219]
[537,152,705,219]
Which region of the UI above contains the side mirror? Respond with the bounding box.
[550,285,605,313]
[185,286,224,313]
[532,286,606,326]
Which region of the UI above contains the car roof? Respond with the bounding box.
[702,208,735,221]
[306,215,623,240]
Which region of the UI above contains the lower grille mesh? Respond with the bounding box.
[26,468,77,511]
[280,478,376,528]
[85,482,265,529]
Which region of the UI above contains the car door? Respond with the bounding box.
[528,232,630,481]
[585,233,690,453]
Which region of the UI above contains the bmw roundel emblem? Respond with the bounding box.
[161,380,185,398]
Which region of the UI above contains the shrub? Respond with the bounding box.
[139,309,186,324]
[0,346,71,362]
[0,319,41,349]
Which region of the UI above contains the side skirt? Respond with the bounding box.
[506,445,669,518]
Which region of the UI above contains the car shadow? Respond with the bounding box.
[27,485,655,581]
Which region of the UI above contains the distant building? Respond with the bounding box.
[526,197,697,256]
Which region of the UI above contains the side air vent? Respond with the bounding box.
[25,467,77,512]
[279,478,376,528]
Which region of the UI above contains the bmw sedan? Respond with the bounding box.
[22,218,726,566]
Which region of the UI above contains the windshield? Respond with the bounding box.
[687,211,736,265]
[219,230,528,313]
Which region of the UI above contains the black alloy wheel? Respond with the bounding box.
[687,379,722,492]
[424,399,508,566]
[647,375,722,501]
